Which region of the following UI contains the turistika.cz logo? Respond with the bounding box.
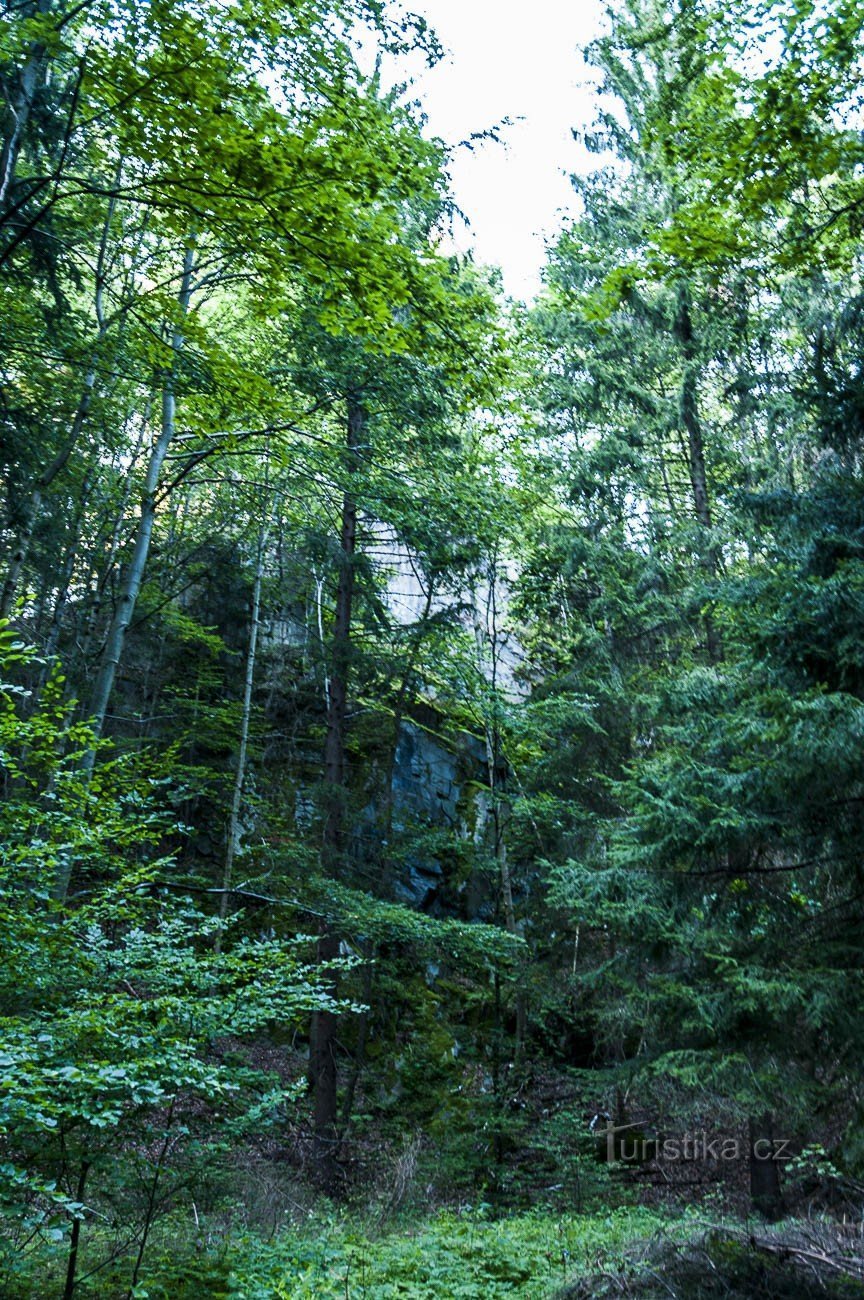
[601,1123,793,1164]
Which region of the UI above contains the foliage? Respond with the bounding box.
[25,1204,680,1299]
[0,624,337,1290]
[4,0,864,1283]
[511,0,864,1170]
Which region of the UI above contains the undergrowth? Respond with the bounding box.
[6,1205,684,1299]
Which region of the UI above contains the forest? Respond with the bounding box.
[2,0,864,1295]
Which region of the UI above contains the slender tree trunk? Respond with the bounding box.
[674,280,721,663]
[77,404,151,670]
[471,573,517,935]
[127,1098,176,1298]
[379,576,435,878]
[0,0,53,212]
[84,244,194,748]
[471,566,525,1051]
[40,541,79,671]
[339,943,374,1134]
[61,1158,89,1300]
[310,391,363,1191]
[218,514,268,932]
[749,1112,782,1219]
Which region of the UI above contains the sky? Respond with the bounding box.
[399,1,607,299]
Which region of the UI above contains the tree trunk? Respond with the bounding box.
[749,1112,782,1219]
[471,573,516,927]
[471,567,525,1051]
[61,1158,89,1300]
[84,243,194,749]
[309,390,363,1191]
[379,575,435,883]
[674,280,721,663]
[127,1098,176,1298]
[218,512,268,932]
[76,404,151,671]
[339,942,374,1134]
[0,0,53,212]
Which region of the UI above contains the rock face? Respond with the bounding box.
[257,531,527,918]
[383,718,496,917]
[390,721,464,826]
[392,857,443,909]
[368,523,527,701]
[365,533,526,914]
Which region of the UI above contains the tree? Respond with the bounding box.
[514,0,864,1214]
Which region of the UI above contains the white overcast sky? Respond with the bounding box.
[398,1,607,299]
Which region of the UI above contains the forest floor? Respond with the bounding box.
[11,1202,864,1298]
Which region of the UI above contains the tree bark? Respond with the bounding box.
[674,280,721,663]
[339,942,374,1135]
[749,1112,782,1219]
[76,403,151,670]
[218,510,268,933]
[0,0,53,213]
[84,243,195,749]
[127,1097,176,1298]
[61,1158,89,1300]
[309,390,363,1191]
[379,574,435,878]
[471,564,524,1051]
